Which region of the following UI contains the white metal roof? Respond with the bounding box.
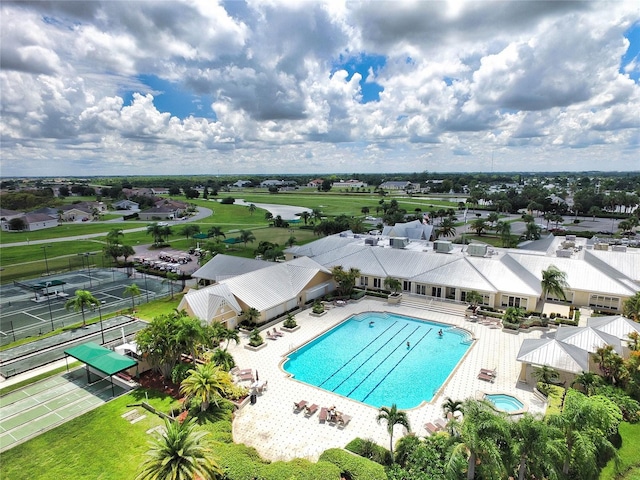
[517,338,590,373]
[587,315,640,340]
[178,283,242,322]
[554,325,622,354]
[222,257,330,312]
[192,254,271,282]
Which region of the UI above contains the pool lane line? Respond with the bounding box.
[328,324,410,392]
[318,321,399,388]
[343,326,424,397]
[360,328,432,404]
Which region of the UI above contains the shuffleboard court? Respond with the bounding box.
[0,369,128,451]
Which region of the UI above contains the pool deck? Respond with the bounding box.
[230,298,548,462]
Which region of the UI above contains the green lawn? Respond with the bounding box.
[600,422,640,480]
[0,389,176,480]
[0,222,148,244]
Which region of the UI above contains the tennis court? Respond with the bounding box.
[0,269,168,345]
[0,368,129,452]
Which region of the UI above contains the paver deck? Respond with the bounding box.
[230,298,549,462]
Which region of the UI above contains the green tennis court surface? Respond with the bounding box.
[0,369,127,451]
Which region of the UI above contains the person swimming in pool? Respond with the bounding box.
[406,341,410,348]
[369,321,375,327]
[438,329,443,337]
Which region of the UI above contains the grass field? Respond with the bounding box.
[600,422,640,480]
[0,389,177,480]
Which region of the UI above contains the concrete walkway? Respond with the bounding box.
[229,298,548,462]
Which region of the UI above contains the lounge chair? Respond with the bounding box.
[337,414,352,428]
[304,404,319,417]
[480,368,496,376]
[478,372,495,383]
[319,407,328,423]
[294,400,308,412]
[266,331,278,340]
[424,422,440,434]
[274,328,284,337]
[435,418,448,430]
[237,373,254,382]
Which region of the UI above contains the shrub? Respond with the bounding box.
[220,197,235,204]
[345,438,391,466]
[319,448,387,480]
[249,329,264,347]
[312,301,325,314]
[171,363,192,384]
[261,458,342,479]
[283,313,297,328]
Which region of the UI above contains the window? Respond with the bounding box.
[373,278,381,289]
[589,295,620,310]
[403,281,412,292]
[416,284,426,295]
[431,286,442,298]
[360,276,368,287]
[500,295,527,309]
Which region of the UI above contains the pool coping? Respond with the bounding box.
[482,391,529,416]
[277,308,477,411]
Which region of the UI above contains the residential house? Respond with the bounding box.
[113,199,140,210]
[379,181,420,191]
[1,212,59,231]
[307,179,324,188]
[332,179,368,188]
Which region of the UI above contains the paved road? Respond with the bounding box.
[0,207,213,248]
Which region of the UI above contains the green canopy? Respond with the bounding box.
[192,233,208,239]
[65,342,136,376]
[222,237,243,244]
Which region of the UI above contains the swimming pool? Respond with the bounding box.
[283,312,472,409]
[485,394,524,413]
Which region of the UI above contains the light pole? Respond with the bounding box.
[93,301,105,344]
[41,245,52,276]
[45,281,54,331]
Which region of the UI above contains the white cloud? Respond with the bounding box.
[1,0,639,176]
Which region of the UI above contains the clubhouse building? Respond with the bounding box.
[178,220,639,328]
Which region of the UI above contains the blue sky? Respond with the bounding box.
[1,1,639,176]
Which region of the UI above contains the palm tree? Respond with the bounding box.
[623,292,640,321]
[331,265,361,298]
[299,211,311,225]
[241,307,260,324]
[470,218,487,236]
[524,221,541,240]
[180,224,200,240]
[209,348,235,371]
[65,289,99,327]
[136,419,222,480]
[436,217,456,238]
[180,363,232,412]
[124,283,141,312]
[310,207,323,224]
[106,228,124,245]
[247,203,257,215]
[207,226,225,240]
[532,365,559,393]
[384,277,402,295]
[572,371,601,396]
[442,397,463,419]
[510,413,565,480]
[496,220,512,247]
[540,265,569,302]
[147,223,165,246]
[175,315,205,362]
[446,399,509,480]
[239,229,256,247]
[376,404,410,458]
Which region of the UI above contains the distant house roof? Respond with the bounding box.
[0,209,23,219]
[587,315,640,340]
[24,213,58,223]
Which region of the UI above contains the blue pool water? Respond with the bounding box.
[283,312,471,409]
[485,394,524,412]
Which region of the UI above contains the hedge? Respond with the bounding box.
[345,437,392,466]
[319,448,388,480]
[261,458,342,480]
